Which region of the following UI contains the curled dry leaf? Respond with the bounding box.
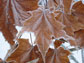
[6,39,43,63]
[23,8,68,56]
[45,40,71,63]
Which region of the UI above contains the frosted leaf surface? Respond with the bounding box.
[21,8,69,56]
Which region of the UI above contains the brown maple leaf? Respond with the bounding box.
[6,39,43,63]
[71,29,84,48]
[0,0,39,45]
[6,39,31,63]
[45,40,71,63]
[22,8,68,56]
[0,0,17,45]
[10,0,39,26]
[72,1,84,26]
[54,2,84,46]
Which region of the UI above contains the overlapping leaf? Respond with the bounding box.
[0,0,39,45]
[45,40,71,63]
[6,39,43,63]
[22,8,68,55]
[73,30,84,48]
[6,39,31,63]
[72,1,84,26]
[0,0,17,45]
[6,39,70,63]
[53,1,84,47]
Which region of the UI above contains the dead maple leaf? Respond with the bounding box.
[72,29,84,48]
[45,40,71,63]
[0,0,17,45]
[53,0,84,47]
[22,8,68,56]
[72,1,84,26]
[21,45,44,63]
[54,5,84,46]
[10,0,39,26]
[6,39,43,63]
[0,0,39,45]
[6,39,31,63]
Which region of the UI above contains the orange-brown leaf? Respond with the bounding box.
[54,40,64,48]
[23,8,67,55]
[21,45,43,63]
[6,39,43,63]
[72,1,84,25]
[74,30,84,48]
[54,10,84,36]
[45,42,70,63]
[0,0,18,45]
[6,39,31,62]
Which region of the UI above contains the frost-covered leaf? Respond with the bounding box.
[0,0,17,45]
[6,39,31,63]
[53,1,84,47]
[54,0,73,13]
[21,45,43,63]
[55,10,84,32]
[0,0,39,45]
[73,30,84,47]
[54,9,84,46]
[22,8,67,56]
[72,1,84,25]
[45,40,71,63]
[6,39,43,63]
[63,14,84,36]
